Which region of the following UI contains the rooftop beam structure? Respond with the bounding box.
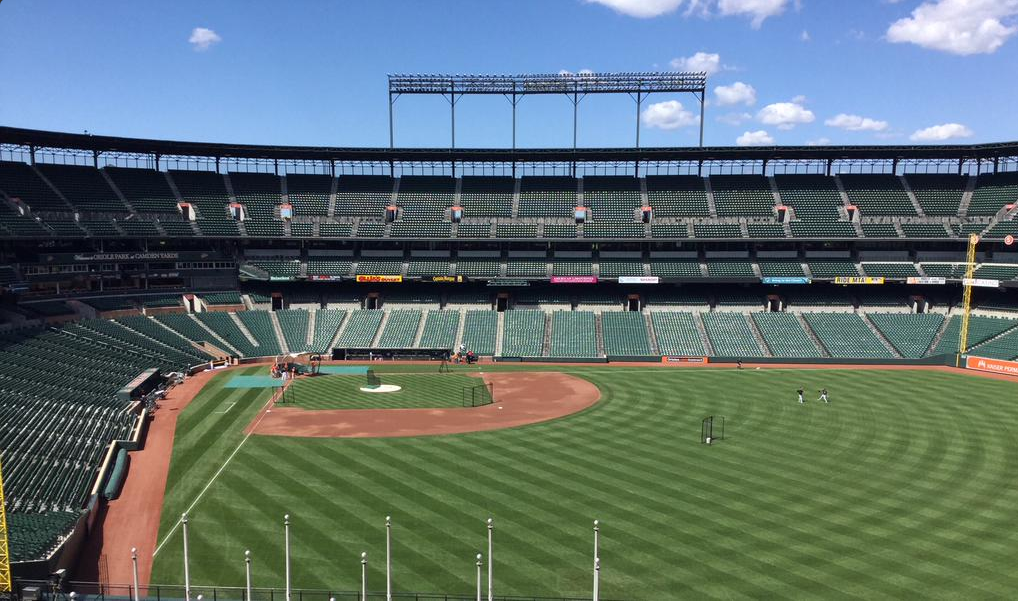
[386,72,708,154]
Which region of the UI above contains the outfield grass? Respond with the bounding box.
[151,366,1018,599]
[281,373,488,409]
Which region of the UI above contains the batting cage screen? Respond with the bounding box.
[366,369,382,389]
[463,383,494,407]
[701,415,725,444]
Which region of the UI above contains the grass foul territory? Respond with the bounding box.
[151,366,1018,599]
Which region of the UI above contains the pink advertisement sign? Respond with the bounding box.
[550,276,598,284]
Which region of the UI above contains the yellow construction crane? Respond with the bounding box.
[0,455,11,594]
[957,234,980,367]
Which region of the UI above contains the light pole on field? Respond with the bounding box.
[386,516,392,601]
[284,515,292,602]
[245,550,252,601]
[361,552,368,602]
[486,518,493,601]
[131,547,139,602]
[475,554,483,602]
[182,513,191,602]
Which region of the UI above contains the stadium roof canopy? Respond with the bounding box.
[2,126,1017,166]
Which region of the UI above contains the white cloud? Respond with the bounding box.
[717,112,753,125]
[714,81,757,106]
[886,0,1018,55]
[800,29,811,41]
[670,51,722,74]
[806,137,832,146]
[717,0,789,28]
[825,113,890,132]
[736,130,775,146]
[188,27,221,51]
[641,100,699,130]
[909,122,974,141]
[757,100,815,130]
[584,0,685,18]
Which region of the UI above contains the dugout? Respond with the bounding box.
[332,347,451,361]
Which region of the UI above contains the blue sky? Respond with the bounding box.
[1,0,1016,149]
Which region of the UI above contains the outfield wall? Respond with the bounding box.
[496,354,958,366]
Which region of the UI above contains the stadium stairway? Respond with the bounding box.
[968,323,1018,360]
[860,313,903,358]
[693,312,714,355]
[495,311,506,356]
[644,312,660,355]
[744,311,772,356]
[230,313,261,348]
[306,309,316,348]
[797,314,831,356]
[371,311,394,347]
[270,311,289,353]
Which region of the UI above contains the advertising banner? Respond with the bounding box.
[661,356,709,364]
[963,278,1001,288]
[356,275,403,283]
[761,276,811,285]
[310,275,342,281]
[550,276,598,284]
[966,355,1018,376]
[486,279,530,287]
[618,276,660,284]
[907,276,947,285]
[427,275,467,283]
[834,276,886,285]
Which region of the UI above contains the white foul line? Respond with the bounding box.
[152,381,289,558]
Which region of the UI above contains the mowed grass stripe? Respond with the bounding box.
[282,373,487,409]
[152,368,1018,599]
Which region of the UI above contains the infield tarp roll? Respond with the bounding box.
[103,448,130,500]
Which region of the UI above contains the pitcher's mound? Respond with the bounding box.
[360,384,402,393]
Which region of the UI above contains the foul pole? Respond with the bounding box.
[957,234,979,366]
[0,456,10,594]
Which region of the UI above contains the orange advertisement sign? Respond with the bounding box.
[966,355,1018,376]
[661,356,709,364]
[356,275,403,283]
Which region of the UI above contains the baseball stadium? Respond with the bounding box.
[3,2,1018,601]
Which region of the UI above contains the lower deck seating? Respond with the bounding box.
[650,312,706,356]
[601,312,652,355]
[752,313,823,357]
[701,312,764,357]
[335,310,384,347]
[931,315,1017,357]
[276,309,310,351]
[310,309,347,353]
[548,311,598,357]
[418,310,460,349]
[803,313,894,358]
[461,310,497,355]
[868,313,944,358]
[501,309,545,356]
[377,309,422,348]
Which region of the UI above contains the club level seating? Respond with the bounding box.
[758,262,805,277]
[652,291,711,306]
[905,174,966,216]
[158,218,197,236]
[118,218,161,236]
[746,223,786,238]
[956,223,987,237]
[701,312,763,356]
[552,261,594,276]
[868,313,944,358]
[37,164,128,213]
[600,260,645,278]
[275,309,310,351]
[518,176,578,217]
[290,222,314,237]
[203,292,243,306]
[860,263,920,278]
[457,223,492,238]
[645,175,710,217]
[583,177,641,221]
[396,176,455,221]
[310,309,346,352]
[407,261,451,277]
[501,309,545,356]
[506,261,548,277]
[601,311,652,355]
[390,221,451,238]
[242,220,286,238]
[968,172,1018,216]
[21,301,75,317]
[334,175,393,217]
[977,293,1018,311]
[460,176,513,218]
[650,261,702,277]
[839,174,917,216]
[104,167,179,214]
[967,325,1018,360]
[855,291,907,307]
[496,223,538,238]
[714,291,764,307]
[83,220,127,239]
[693,223,742,238]
[0,161,71,212]
[286,174,333,217]
[900,223,950,238]
[83,297,136,311]
[973,264,1018,280]
[709,175,774,217]
[650,311,706,355]
[461,310,497,355]
[983,220,1018,239]
[751,313,823,357]
[773,175,843,221]
[544,223,578,238]
[249,261,301,278]
[455,260,501,277]
[44,219,87,237]
[353,219,383,237]
[705,261,755,277]
[418,310,460,349]
[548,310,598,357]
[320,222,354,238]
[860,223,899,238]
[584,221,644,238]
[650,223,690,238]
[920,263,966,279]
[803,313,893,358]
[376,309,421,348]
[932,315,1017,357]
[195,217,241,237]
[808,261,860,278]
[335,309,384,347]
[790,221,858,238]
[355,260,403,275]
